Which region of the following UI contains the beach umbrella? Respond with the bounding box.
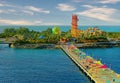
[99,64,108,69]
[69,45,77,49]
[86,59,93,63]
[70,45,75,47]
[72,48,80,54]
[94,61,102,65]
[74,50,80,53]
[86,56,92,59]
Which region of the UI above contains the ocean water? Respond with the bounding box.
[0,44,92,83]
[82,47,120,74]
[0,26,120,83]
[0,26,120,33]
[0,44,120,83]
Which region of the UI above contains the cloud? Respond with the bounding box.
[82,5,95,8]
[0,18,61,25]
[0,9,16,14]
[72,0,82,2]
[0,3,4,6]
[34,21,42,24]
[25,6,50,14]
[42,22,62,25]
[99,0,120,4]
[0,2,13,7]
[76,5,120,23]
[8,9,16,12]
[22,10,34,15]
[0,2,50,15]
[0,18,42,25]
[56,3,76,11]
[0,10,5,13]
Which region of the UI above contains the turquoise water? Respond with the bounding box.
[0,44,92,83]
[0,26,120,33]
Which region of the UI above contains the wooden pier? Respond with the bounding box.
[60,45,120,83]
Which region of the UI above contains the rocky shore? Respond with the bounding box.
[9,41,120,49]
[10,43,57,49]
[75,42,120,48]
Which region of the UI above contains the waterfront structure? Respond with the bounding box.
[84,28,106,38]
[71,15,79,38]
[71,15,106,38]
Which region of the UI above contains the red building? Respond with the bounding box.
[71,15,79,38]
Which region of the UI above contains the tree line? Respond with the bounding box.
[0,27,119,44]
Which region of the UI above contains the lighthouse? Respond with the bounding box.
[71,15,79,38]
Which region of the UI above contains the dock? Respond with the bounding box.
[60,45,120,83]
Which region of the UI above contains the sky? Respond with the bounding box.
[0,0,120,25]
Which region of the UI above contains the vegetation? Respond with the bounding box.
[0,27,120,44]
[107,32,120,41]
[0,27,60,44]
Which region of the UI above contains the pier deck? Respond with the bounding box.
[60,45,120,83]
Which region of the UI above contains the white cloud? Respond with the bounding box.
[22,10,34,15]
[56,3,76,11]
[0,18,61,25]
[76,5,120,23]
[0,10,4,13]
[25,6,50,14]
[0,18,43,25]
[0,9,16,14]
[82,5,107,9]
[0,3,4,6]
[82,5,95,8]
[0,3,8,7]
[0,2,13,7]
[99,0,120,4]
[0,2,50,15]
[72,0,82,2]
[8,9,16,12]
[34,21,42,24]
[42,22,62,25]
[0,19,33,25]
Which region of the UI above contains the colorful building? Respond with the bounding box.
[71,15,105,38]
[71,15,79,38]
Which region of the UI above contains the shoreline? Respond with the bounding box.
[9,42,120,49]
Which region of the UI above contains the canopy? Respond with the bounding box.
[99,64,108,69]
[94,61,102,65]
[91,64,101,67]
[69,45,77,49]
[86,59,93,63]
[73,49,80,53]
[86,56,92,59]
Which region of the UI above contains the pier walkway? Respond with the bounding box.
[60,45,120,83]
